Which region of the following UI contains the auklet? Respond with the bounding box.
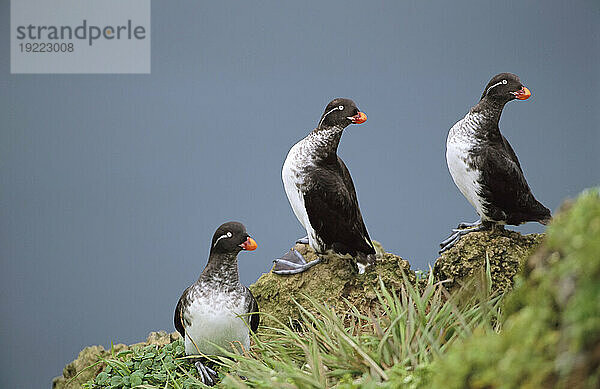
[174,221,259,386]
[273,98,376,275]
[440,73,551,253]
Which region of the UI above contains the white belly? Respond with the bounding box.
[446,134,487,219]
[282,143,321,250]
[184,298,250,357]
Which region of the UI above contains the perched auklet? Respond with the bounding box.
[273,98,376,275]
[174,222,259,386]
[440,73,551,253]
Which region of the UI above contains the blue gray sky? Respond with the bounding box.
[1,1,599,387]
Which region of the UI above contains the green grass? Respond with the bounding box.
[84,269,502,388]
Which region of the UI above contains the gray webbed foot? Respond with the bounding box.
[456,219,482,229]
[295,236,310,245]
[439,222,491,253]
[195,360,218,386]
[272,248,322,275]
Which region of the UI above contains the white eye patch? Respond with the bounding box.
[318,105,346,128]
[213,231,233,247]
[486,79,508,95]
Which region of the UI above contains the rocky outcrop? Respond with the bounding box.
[249,241,415,327]
[250,228,544,326]
[433,227,545,294]
[431,189,600,389]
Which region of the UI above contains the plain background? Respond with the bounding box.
[1,1,598,387]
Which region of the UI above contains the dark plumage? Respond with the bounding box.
[274,98,375,275]
[441,73,551,252]
[303,156,374,258]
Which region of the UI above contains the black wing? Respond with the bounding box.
[174,288,189,339]
[245,287,260,333]
[303,157,374,256]
[476,140,550,224]
[501,134,523,171]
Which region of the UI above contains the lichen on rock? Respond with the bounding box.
[433,227,545,294]
[250,241,415,327]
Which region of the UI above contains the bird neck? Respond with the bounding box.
[468,98,506,142]
[200,252,240,287]
[307,125,344,162]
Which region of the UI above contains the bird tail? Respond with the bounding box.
[355,252,376,274]
[539,214,552,226]
[536,203,552,225]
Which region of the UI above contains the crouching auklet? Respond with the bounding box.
[440,73,551,253]
[273,98,376,275]
[174,222,259,386]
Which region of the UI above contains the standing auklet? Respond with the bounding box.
[174,222,259,386]
[273,98,376,275]
[440,73,551,253]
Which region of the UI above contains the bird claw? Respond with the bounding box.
[456,219,482,229]
[272,249,322,275]
[195,360,218,386]
[439,231,462,253]
[295,236,310,245]
[439,221,491,253]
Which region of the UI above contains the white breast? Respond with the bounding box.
[184,292,250,357]
[282,140,322,250]
[446,114,487,219]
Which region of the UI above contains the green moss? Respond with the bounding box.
[433,227,544,294]
[431,188,600,389]
[249,241,415,327]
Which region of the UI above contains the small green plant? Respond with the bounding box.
[82,340,206,388]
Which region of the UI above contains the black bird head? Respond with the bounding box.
[210,221,257,255]
[480,73,531,103]
[317,98,367,130]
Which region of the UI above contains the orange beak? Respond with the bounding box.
[513,86,531,100]
[240,237,257,251]
[349,111,367,124]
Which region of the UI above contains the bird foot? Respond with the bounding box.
[439,222,491,253]
[272,249,322,275]
[295,236,309,245]
[456,219,482,229]
[194,360,218,386]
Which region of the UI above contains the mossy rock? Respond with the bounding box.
[431,188,600,389]
[433,227,545,294]
[250,241,415,327]
[52,331,180,389]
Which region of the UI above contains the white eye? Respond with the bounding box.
[338,105,344,110]
[502,80,507,84]
[213,231,233,247]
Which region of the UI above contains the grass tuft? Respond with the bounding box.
[84,268,501,388]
